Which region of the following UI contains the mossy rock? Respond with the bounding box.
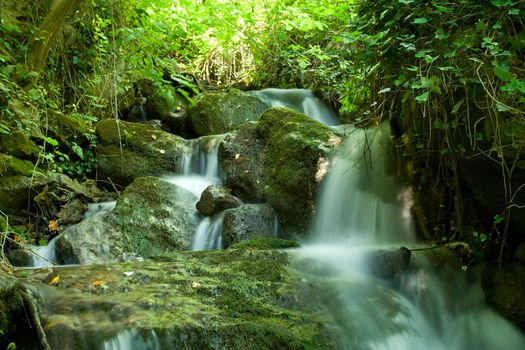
[0,130,39,161]
[187,89,269,136]
[0,173,92,216]
[0,153,36,176]
[111,177,199,255]
[96,119,187,186]
[17,249,339,349]
[46,112,91,147]
[219,122,266,201]
[220,108,341,235]
[55,177,199,263]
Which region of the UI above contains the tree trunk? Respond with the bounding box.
[26,0,84,74]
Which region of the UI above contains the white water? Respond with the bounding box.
[253,88,339,126]
[164,136,225,251]
[303,122,525,349]
[103,329,160,350]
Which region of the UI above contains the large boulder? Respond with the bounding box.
[196,185,242,216]
[221,204,277,248]
[220,107,341,235]
[187,89,269,136]
[54,177,199,263]
[96,119,187,186]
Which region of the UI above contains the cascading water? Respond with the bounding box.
[164,135,226,251]
[302,122,525,349]
[253,88,339,126]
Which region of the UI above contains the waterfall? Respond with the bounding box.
[302,122,525,349]
[253,88,339,126]
[312,123,413,245]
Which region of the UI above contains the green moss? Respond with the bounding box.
[0,153,36,176]
[0,130,39,160]
[16,249,338,348]
[188,89,269,136]
[257,108,338,232]
[230,237,300,250]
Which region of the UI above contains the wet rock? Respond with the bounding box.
[219,123,266,201]
[221,204,277,248]
[482,261,525,330]
[196,185,242,216]
[219,107,340,235]
[187,89,269,136]
[111,176,199,255]
[56,198,87,225]
[6,248,35,267]
[96,119,187,186]
[366,247,412,280]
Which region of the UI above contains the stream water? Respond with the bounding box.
[299,121,525,349]
[17,89,525,348]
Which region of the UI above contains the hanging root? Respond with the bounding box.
[21,288,51,350]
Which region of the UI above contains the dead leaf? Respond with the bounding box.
[159,149,166,154]
[48,219,59,231]
[151,135,157,140]
[93,280,106,288]
[48,275,60,286]
[191,281,201,288]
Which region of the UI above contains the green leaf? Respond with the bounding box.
[451,100,464,114]
[413,18,428,25]
[509,8,520,15]
[491,0,513,6]
[493,62,513,81]
[43,136,59,147]
[415,92,429,103]
[494,214,505,224]
[399,0,415,3]
[72,142,84,159]
[479,233,488,242]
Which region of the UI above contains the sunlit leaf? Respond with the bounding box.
[491,0,513,6]
[415,92,429,103]
[413,18,428,24]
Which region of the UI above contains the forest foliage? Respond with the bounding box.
[0,0,524,251]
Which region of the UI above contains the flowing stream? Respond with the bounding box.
[300,122,525,349]
[16,89,525,348]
